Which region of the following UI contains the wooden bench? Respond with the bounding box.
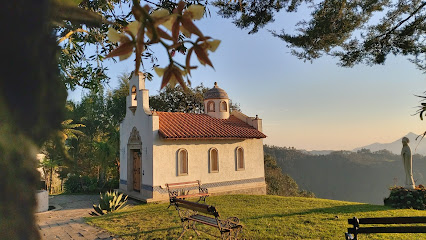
[170,197,243,240]
[345,216,426,240]
[166,180,209,203]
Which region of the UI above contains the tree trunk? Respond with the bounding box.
[49,166,53,194]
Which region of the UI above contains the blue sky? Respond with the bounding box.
[68,5,426,151]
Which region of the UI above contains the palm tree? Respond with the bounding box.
[41,119,85,193]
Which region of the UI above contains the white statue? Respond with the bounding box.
[401,137,415,189]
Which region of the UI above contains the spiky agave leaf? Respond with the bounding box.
[90,191,128,216]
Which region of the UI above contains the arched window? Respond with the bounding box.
[177,149,188,176]
[220,101,227,112]
[236,147,244,170]
[131,86,137,106]
[209,148,219,173]
[207,101,215,112]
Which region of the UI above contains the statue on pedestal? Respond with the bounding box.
[401,137,415,189]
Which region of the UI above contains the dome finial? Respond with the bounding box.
[204,82,228,99]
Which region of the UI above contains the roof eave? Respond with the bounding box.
[159,136,266,140]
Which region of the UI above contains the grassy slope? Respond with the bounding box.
[86,195,426,239]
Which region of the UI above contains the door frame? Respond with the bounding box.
[127,127,142,193]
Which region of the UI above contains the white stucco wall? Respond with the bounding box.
[119,73,154,192]
[151,138,265,187]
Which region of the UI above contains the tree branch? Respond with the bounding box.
[141,0,162,7]
[58,29,90,44]
[378,2,426,40]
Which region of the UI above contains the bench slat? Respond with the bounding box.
[350,217,426,225]
[349,226,426,234]
[167,185,199,190]
[173,198,218,217]
[188,215,219,228]
[166,181,200,187]
[174,193,209,199]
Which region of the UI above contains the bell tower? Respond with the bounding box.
[127,72,150,115]
[203,82,229,119]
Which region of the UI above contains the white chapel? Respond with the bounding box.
[119,72,267,201]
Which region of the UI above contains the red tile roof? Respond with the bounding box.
[157,112,266,140]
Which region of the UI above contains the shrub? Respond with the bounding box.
[384,186,426,210]
[64,175,83,193]
[64,175,120,193]
[264,154,315,197]
[90,191,128,216]
[81,176,98,192]
[104,178,119,190]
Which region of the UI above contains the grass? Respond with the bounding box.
[86,195,426,239]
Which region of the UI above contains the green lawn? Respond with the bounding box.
[86,195,426,239]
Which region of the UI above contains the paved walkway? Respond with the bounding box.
[36,195,120,240]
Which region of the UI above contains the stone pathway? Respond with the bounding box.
[36,195,120,240]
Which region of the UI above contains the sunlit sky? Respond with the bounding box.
[68,5,426,151]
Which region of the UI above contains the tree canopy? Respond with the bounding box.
[216,0,426,71]
[150,84,241,113]
[56,0,425,95]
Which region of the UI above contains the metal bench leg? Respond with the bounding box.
[221,231,231,240]
[233,226,242,239]
[177,228,188,240]
[225,226,242,240]
[178,221,190,240]
[191,222,201,236]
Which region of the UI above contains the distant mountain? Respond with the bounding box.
[353,132,426,156]
[264,145,426,205]
[302,150,334,155]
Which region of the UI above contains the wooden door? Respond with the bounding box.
[133,151,141,192]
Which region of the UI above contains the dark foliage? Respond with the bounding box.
[264,154,315,197]
[150,84,241,113]
[64,175,119,193]
[65,90,122,182]
[150,85,208,113]
[214,0,307,34]
[384,186,426,210]
[56,0,132,91]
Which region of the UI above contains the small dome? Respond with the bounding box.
[204,82,229,99]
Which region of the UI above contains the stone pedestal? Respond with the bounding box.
[36,190,49,212]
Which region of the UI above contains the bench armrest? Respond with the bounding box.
[227,217,240,225]
[199,187,208,194]
[218,216,241,230]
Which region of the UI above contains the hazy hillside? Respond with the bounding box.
[353,132,426,155]
[264,145,426,205]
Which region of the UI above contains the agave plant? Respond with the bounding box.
[90,190,128,216]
